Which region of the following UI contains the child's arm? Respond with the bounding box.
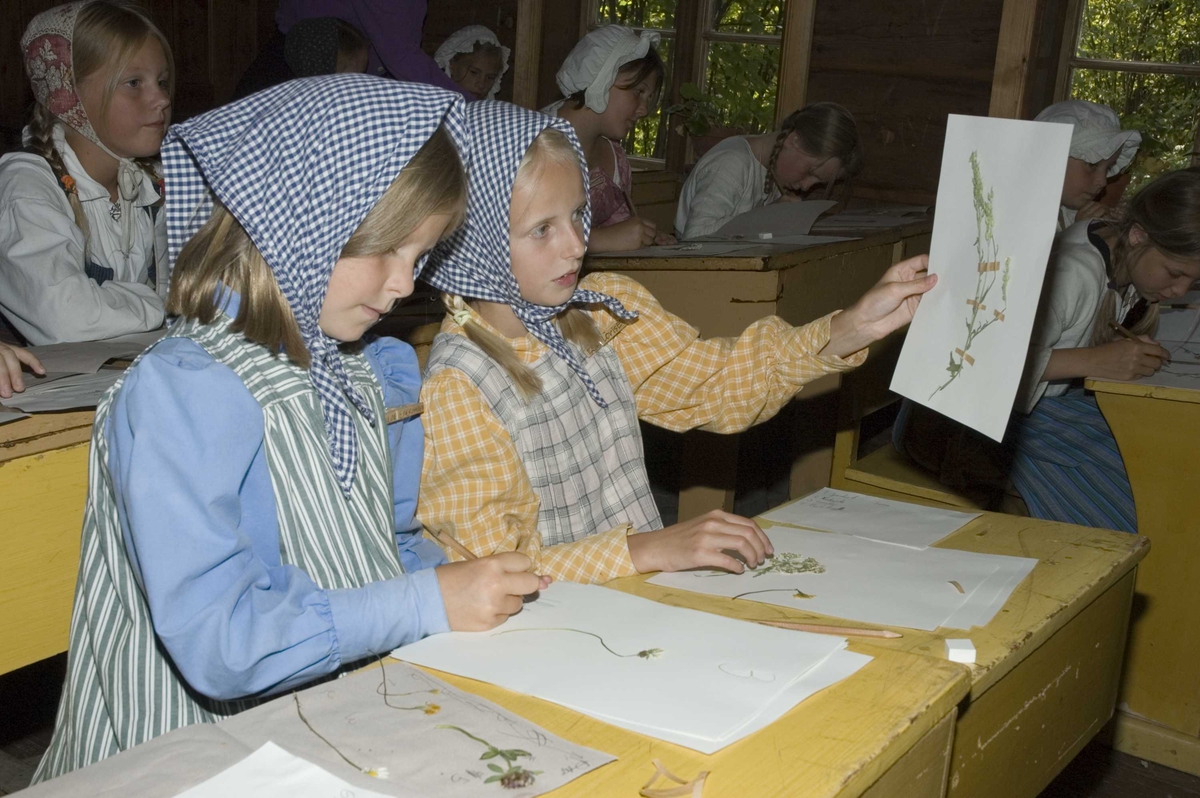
[1041,337,1169,382]
[109,341,450,701]
[419,368,640,583]
[0,185,164,344]
[0,342,44,398]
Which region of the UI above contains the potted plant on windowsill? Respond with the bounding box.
[664,82,743,159]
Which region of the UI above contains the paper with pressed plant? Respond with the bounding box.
[891,114,1073,441]
[393,581,867,753]
[217,660,612,797]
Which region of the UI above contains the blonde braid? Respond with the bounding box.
[27,103,91,244]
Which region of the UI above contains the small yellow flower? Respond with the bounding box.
[363,766,390,779]
[423,703,441,715]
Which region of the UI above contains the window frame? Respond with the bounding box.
[1054,0,1200,167]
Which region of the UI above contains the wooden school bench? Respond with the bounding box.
[612,505,1149,798]
[587,218,932,522]
[0,411,94,675]
[1085,376,1200,775]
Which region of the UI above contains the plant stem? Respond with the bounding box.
[294,694,366,773]
[490,627,645,658]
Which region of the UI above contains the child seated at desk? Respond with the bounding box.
[33,77,546,782]
[415,100,935,584]
[1033,100,1141,231]
[1007,168,1200,533]
[543,25,675,253]
[434,25,509,100]
[675,102,863,240]
[0,1,172,345]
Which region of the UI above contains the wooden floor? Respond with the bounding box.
[3,656,1200,796]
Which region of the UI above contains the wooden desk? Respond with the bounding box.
[588,220,932,521]
[1086,377,1200,774]
[0,411,94,675]
[611,509,1148,798]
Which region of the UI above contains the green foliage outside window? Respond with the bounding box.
[1069,0,1200,192]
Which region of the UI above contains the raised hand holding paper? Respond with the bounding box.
[891,115,1072,441]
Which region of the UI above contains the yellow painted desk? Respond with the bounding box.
[0,411,94,675]
[612,508,1148,798]
[1086,376,1200,774]
[588,220,932,521]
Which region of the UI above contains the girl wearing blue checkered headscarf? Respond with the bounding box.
[417,100,940,586]
[35,76,546,781]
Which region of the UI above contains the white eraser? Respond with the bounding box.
[757,232,773,239]
[945,638,976,664]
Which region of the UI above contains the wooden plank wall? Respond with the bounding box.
[2,0,279,140]
[805,0,1006,206]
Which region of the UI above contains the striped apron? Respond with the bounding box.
[426,329,662,547]
[34,315,404,781]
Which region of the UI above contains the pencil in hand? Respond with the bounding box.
[422,521,478,561]
[1109,322,1170,363]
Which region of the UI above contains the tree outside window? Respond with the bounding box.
[1062,0,1200,192]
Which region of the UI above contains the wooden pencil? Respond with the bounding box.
[423,523,478,561]
[750,619,903,639]
[1109,321,1139,342]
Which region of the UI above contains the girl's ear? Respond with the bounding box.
[1129,223,1147,246]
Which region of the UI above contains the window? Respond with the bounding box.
[1058,0,1200,192]
[583,1,791,163]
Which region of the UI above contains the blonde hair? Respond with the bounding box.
[443,127,601,398]
[765,102,862,199]
[1089,167,1200,345]
[26,1,175,242]
[168,126,468,367]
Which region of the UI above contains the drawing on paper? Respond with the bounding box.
[437,725,543,789]
[492,627,664,659]
[692,551,826,578]
[931,151,1012,399]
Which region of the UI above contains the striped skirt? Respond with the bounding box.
[1009,390,1137,533]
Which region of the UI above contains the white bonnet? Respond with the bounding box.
[434,25,510,100]
[556,25,661,113]
[1034,100,1142,177]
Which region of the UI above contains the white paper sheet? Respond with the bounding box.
[27,330,164,374]
[0,407,30,425]
[649,526,1039,631]
[759,488,980,549]
[891,115,1073,441]
[175,742,394,798]
[1120,361,1200,391]
[810,214,919,230]
[1158,307,1200,349]
[940,555,1037,630]
[218,662,613,797]
[393,582,848,751]
[0,369,122,412]
[708,199,837,238]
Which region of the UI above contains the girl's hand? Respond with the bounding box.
[1075,200,1117,223]
[609,217,658,250]
[0,343,45,399]
[825,255,937,359]
[1089,336,1170,381]
[653,230,677,246]
[626,510,774,574]
[436,552,552,632]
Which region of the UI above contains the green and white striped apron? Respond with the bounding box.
[34,315,404,781]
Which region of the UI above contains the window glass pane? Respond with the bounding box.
[1070,68,1200,192]
[623,37,673,158]
[704,41,780,134]
[1075,0,1200,63]
[709,1,784,35]
[594,0,676,29]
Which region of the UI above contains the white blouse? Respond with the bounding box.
[675,136,779,240]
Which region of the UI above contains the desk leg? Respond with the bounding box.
[677,430,739,521]
[1095,391,1200,771]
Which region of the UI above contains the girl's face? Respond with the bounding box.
[78,36,171,159]
[509,158,587,307]
[320,212,453,341]
[597,69,657,141]
[773,133,843,195]
[1127,225,1200,302]
[1061,154,1117,209]
[450,50,502,98]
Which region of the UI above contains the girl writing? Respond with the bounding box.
[416,101,934,584]
[675,102,862,240]
[1010,168,1200,533]
[0,1,172,345]
[545,25,674,252]
[34,77,545,781]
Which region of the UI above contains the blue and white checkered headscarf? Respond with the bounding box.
[422,100,636,407]
[162,74,468,495]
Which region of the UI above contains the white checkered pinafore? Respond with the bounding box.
[426,327,662,547]
[34,315,404,782]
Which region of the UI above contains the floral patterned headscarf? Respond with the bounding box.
[22,1,154,255]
